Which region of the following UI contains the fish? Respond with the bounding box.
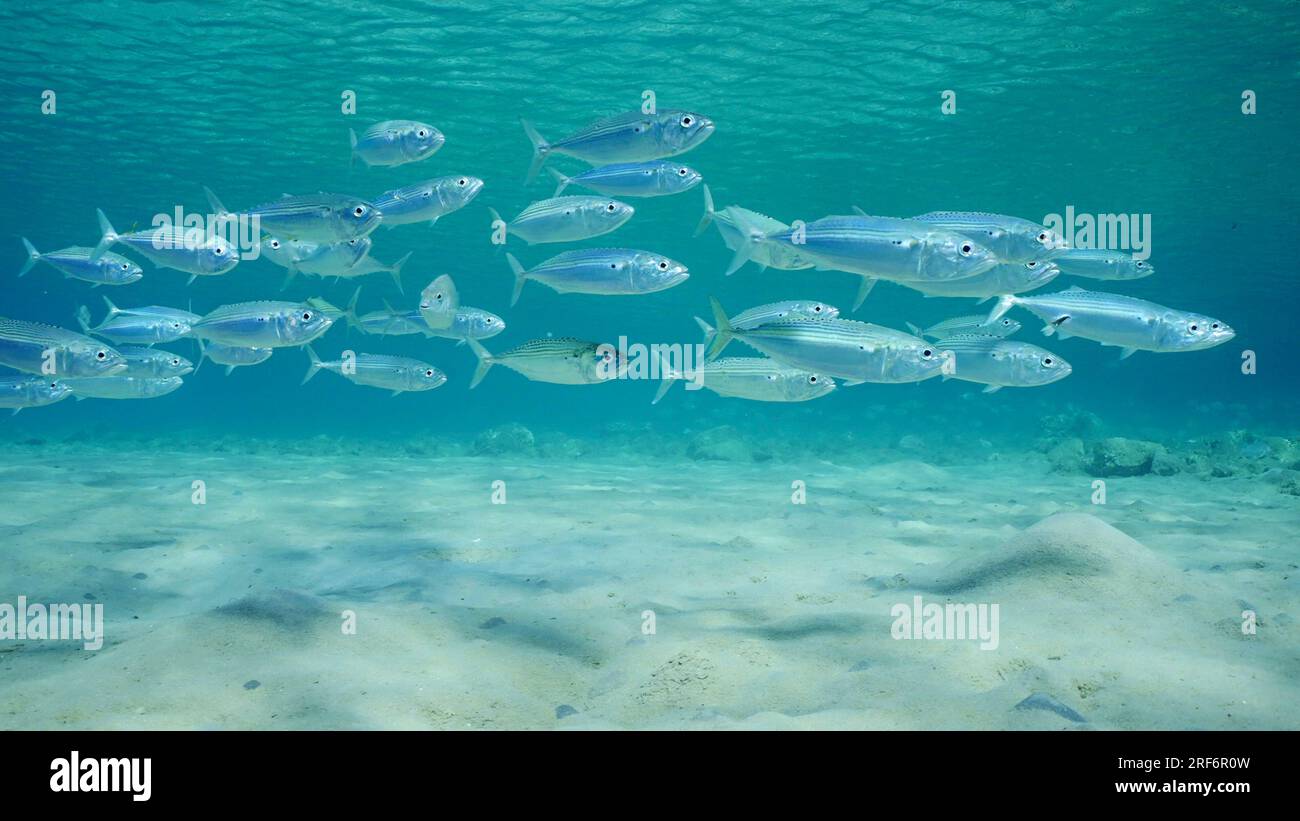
[115,346,194,377]
[91,210,239,282]
[372,176,484,227]
[418,275,459,331]
[263,235,410,291]
[76,297,199,345]
[195,340,273,375]
[893,260,1060,299]
[203,188,381,243]
[725,213,999,311]
[1053,249,1155,280]
[987,286,1236,357]
[488,197,633,245]
[506,249,688,306]
[0,377,72,414]
[349,120,444,168]
[935,334,1072,393]
[522,109,715,182]
[694,186,816,274]
[302,347,446,395]
[189,301,336,348]
[466,337,618,388]
[548,161,702,198]
[0,318,127,377]
[19,239,143,286]
[355,302,505,344]
[907,314,1022,340]
[653,357,836,404]
[704,297,950,385]
[910,210,1068,263]
[61,376,184,400]
[694,300,841,351]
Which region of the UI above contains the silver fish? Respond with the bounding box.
[490,197,633,245]
[907,314,1022,340]
[506,249,687,306]
[549,161,702,198]
[116,346,194,377]
[896,260,1060,299]
[302,347,446,394]
[190,301,336,348]
[349,120,444,168]
[467,337,617,388]
[695,186,816,273]
[522,109,714,182]
[911,211,1068,263]
[727,213,999,311]
[62,375,184,400]
[204,188,381,243]
[705,298,950,385]
[20,239,143,285]
[197,340,273,375]
[936,334,1072,393]
[263,235,409,291]
[0,318,127,377]
[355,303,505,343]
[91,210,238,281]
[988,286,1235,357]
[0,377,72,414]
[373,176,484,227]
[418,275,459,331]
[694,300,840,352]
[653,357,835,404]
[76,297,199,345]
[1053,249,1155,281]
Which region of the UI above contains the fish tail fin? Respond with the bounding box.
[101,294,121,318]
[224,364,236,376]
[301,345,323,385]
[192,338,206,375]
[693,315,717,351]
[521,118,550,184]
[506,252,527,307]
[345,286,364,334]
[722,211,771,276]
[851,205,867,216]
[202,186,229,217]
[389,252,411,294]
[987,295,1017,324]
[74,304,91,334]
[651,350,683,405]
[279,264,298,292]
[19,237,40,276]
[704,297,734,360]
[693,184,716,237]
[547,168,571,197]
[467,338,494,389]
[91,209,118,261]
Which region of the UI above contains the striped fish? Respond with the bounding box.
[1053,249,1155,281]
[907,314,1021,340]
[190,301,336,348]
[911,211,1068,263]
[62,376,183,400]
[302,348,445,394]
[91,210,238,281]
[988,286,1235,357]
[466,337,616,388]
[19,240,143,285]
[549,161,702,198]
[372,176,484,227]
[897,260,1060,299]
[203,188,381,242]
[349,120,444,168]
[705,298,950,385]
[694,300,840,351]
[0,377,72,414]
[0,318,127,377]
[196,341,272,375]
[521,109,715,182]
[935,334,1071,393]
[489,197,633,244]
[653,357,835,404]
[76,297,199,345]
[506,248,687,306]
[116,346,194,377]
[695,185,816,274]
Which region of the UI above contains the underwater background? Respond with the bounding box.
[1,1,1297,729]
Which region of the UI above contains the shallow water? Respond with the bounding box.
[1,1,1298,729]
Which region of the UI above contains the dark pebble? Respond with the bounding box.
[1015,692,1086,723]
[555,704,577,719]
[133,572,148,580]
[243,680,261,690]
[848,660,871,672]
[479,617,506,629]
[83,593,96,600]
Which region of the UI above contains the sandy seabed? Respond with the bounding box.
[0,441,1296,730]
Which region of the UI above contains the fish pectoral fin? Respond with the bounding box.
[842,378,866,387]
[981,384,1003,394]
[389,390,403,397]
[1119,347,1138,360]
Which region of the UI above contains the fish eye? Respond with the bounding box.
[959,243,973,256]
[354,206,366,217]
[120,262,129,270]
[424,369,434,377]
[1037,232,1049,242]
[1211,322,1220,329]
[417,128,428,138]
[657,261,668,270]
[457,178,467,186]
[606,203,617,212]
[1042,357,1054,366]
[1026,261,1038,268]
[1002,319,1012,326]
[678,168,688,176]
[1135,261,1146,268]
[214,246,226,256]
[922,348,934,359]
[270,239,280,249]
[1189,323,1199,332]
[680,115,694,127]
[171,358,181,366]
[812,305,823,312]
[808,375,818,384]
[302,311,313,321]
[96,350,107,360]
[50,382,57,389]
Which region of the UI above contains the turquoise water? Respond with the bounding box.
[1,2,1298,729]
